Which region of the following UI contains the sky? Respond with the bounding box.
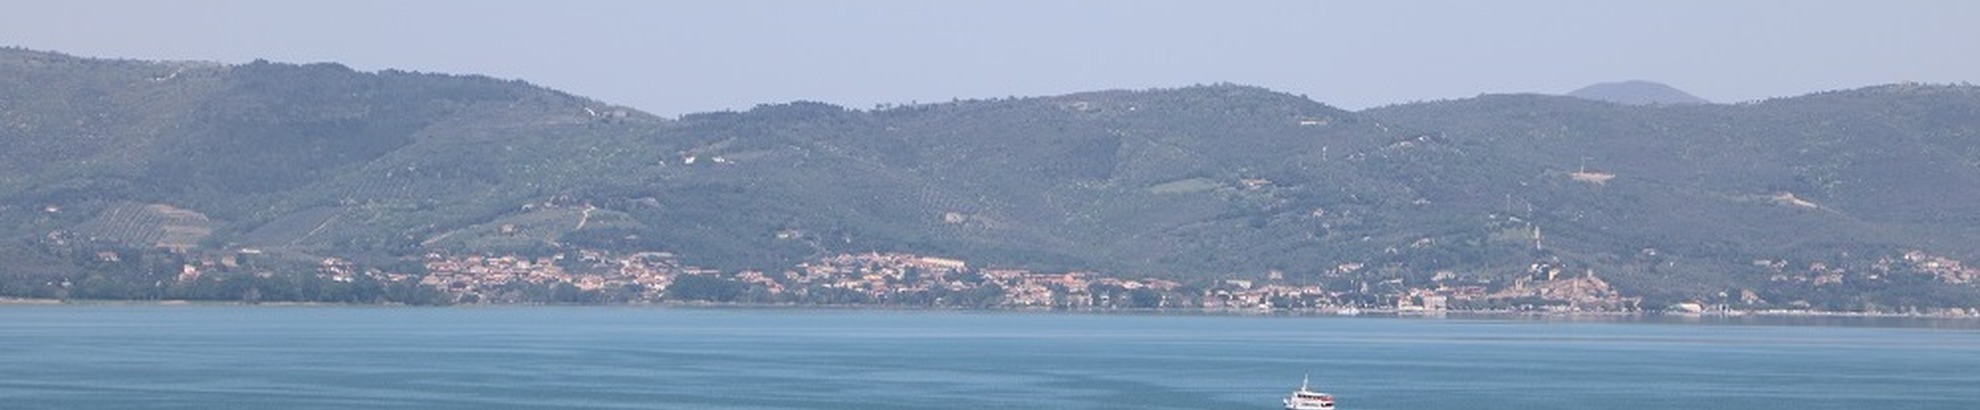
[3,0,1976,116]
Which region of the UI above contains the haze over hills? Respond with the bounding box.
[1566,80,1711,105]
[3,47,1976,311]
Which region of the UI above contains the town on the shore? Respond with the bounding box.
[22,227,1971,317]
[301,248,1875,315]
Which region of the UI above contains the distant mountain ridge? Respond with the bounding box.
[2,47,1976,311]
[1566,80,1711,105]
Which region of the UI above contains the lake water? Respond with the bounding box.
[1,306,1975,410]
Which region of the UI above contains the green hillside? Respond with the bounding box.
[2,48,1974,310]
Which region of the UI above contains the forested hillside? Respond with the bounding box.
[3,48,1974,311]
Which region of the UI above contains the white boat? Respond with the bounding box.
[1282,374,1336,410]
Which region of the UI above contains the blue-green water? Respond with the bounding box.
[1,307,1976,409]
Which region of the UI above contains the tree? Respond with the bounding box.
[1128,288,1164,309]
[667,275,745,302]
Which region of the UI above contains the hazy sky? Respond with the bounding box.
[4,1,1976,116]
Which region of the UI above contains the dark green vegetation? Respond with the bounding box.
[2,48,1975,310]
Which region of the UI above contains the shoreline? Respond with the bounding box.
[6,297,1978,323]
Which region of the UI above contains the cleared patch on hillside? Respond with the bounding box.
[1147,177,1222,194]
[241,206,343,247]
[423,204,643,252]
[1569,170,1617,185]
[70,203,215,251]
